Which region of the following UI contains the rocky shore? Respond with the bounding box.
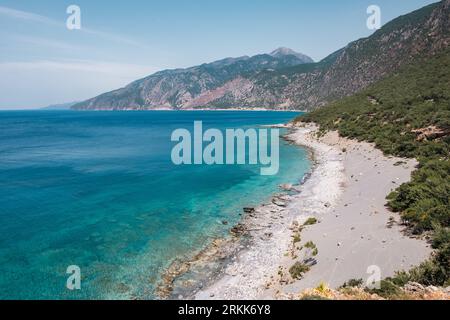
[157,123,433,300]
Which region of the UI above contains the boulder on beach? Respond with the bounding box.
[272,198,287,207]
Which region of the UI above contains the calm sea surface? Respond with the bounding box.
[0,111,310,299]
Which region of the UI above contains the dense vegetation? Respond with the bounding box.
[296,50,450,287]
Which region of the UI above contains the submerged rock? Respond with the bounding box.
[230,224,247,236]
[243,207,256,214]
[279,184,294,191]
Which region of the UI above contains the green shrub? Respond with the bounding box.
[365,280,402,298]
[393,252,449,287]
[432,227,450,249]
[303,217,318,226]
[292,233,301,244]
[289,262,310,280]
[340,278,364,289]
[304,241,319,256]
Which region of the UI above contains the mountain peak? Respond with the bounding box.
[270,47,314,63]
[270,47,297,56]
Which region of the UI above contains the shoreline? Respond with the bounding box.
[191,123,431,299]
[155,126,313,299]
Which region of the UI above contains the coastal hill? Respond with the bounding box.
[41,101,79,110]
[296,48,449,297]
[73,0,449,111]
[71,48,313,110]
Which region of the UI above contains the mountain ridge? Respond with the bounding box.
[73,48,313,110]
[73,0,450,111]
[42,101,79,110]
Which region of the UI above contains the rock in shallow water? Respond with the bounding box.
[279,184,293,191]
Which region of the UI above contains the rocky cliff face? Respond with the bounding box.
[73,0,450,111]
[72,49,313,110]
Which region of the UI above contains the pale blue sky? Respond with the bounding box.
[0,0,438,109]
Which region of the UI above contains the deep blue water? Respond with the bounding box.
[0,111,310,299]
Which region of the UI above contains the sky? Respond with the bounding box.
[0,0,438,109]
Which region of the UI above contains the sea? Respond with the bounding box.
[0,110,310,299]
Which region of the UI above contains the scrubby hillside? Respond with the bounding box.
[296,50,450,289]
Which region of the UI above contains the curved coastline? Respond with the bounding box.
[156,122,431,300]
[193,123,346,299]
[155,124,316,299]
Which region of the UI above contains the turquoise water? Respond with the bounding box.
[0,111,310,299]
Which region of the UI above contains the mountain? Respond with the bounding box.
[239,0,450,110]
[72,49,313,110]
[270,47,314,63]
[73,0,450,111]
[42,101,78,110]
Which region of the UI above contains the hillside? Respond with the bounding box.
[72,48,313,110]
[223,0,449,110]
[296,49,450,289]
[73,0,450,111]
[41,101,78,110]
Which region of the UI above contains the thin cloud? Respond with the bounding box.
[0,6,60,26]
[81,27,150,48]
[0,5,150,49]
[0,59,157,79]
[0,59,158,108]
[11,34,85,51]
